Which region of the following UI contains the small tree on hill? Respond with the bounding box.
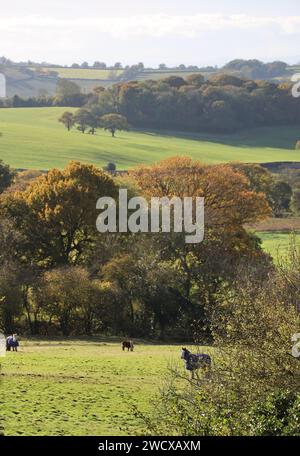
[86,112,100,135]
[58,112,74,131]
[74,109,92,134]
[100,113,129,137]
[73,109,99,134]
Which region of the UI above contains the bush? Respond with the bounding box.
[139,255,300,436]
[250,391,300,436]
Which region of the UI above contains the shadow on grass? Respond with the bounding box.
[134,125,300,150]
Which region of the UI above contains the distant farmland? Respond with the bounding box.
[37,67,124,79]
[3,63,298,98]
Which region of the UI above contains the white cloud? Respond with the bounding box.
[1,14,300,39]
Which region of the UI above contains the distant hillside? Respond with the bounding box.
[0,59,298,98]
[0,65,216,98]
[0,66,57,98]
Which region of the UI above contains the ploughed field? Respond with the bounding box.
[0,108,300,170]
[0,339,198,436]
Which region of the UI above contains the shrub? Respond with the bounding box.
[250,391,300,436]
[105,162,116,172]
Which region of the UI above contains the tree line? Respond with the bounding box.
[74,73,300,133]
[223,59,288,79]
[2,71,300,134]
[0,157,276,338]
[59,111,129,136]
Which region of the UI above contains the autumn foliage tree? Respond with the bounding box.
[130,156,270,233]
[0,156,274,338]
[2,161,118,267]
[127,157,272,338]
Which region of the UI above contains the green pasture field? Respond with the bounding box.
[37,67,212,81]
[1,107,300,170]
[38,67,124,79]
[0,339,206,436]
[258,231,300,260]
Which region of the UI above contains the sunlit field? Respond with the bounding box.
[1,108,300,170]
[0,339,211,436]
[258,231,300,260]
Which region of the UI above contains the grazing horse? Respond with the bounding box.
[6,334,19,352]
[181,347,211,379]
[122,340,134,352]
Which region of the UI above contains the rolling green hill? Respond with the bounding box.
[0,107,300,170]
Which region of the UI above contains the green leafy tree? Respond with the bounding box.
[0,263,23,333]
[291,186,300,215]
[58,111,75,131]
[100,113,129,137]
[74,109,92,134]
[56,79,81,98]
[86,110,100,135]
[37,266,102,336]
[270,181,292,216]
[55,79,83,106]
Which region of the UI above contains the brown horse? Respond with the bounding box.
[122,340,134,352]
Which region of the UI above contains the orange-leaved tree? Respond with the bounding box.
[130,156,270,231]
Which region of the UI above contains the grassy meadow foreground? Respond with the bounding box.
[0,340,196,436]
[0,108,300,170]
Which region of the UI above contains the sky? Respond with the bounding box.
[1,0,300,67]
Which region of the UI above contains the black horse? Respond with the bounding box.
[122,340,134,351]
